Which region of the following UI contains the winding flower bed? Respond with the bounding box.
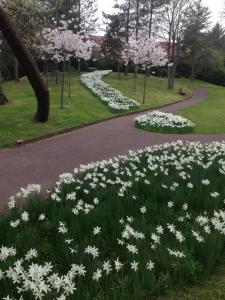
[81,70,139,112]
[1,141,225,299]
[135,111,195,133]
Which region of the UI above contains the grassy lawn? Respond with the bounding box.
[0,74,113,148]
[0,72,191,149]
[1,71,225,149]
[178,80,225,134]
[104,72,192,109]
[106,73,225,135]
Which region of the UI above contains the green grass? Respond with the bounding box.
[1,141,225,299]
[106,73,225,135]
[104,72,192,109]
[177,80,225,134]
[1,71,225,149]
[156,258,225,300]
[0,72,192,149]
[0,74,113,148]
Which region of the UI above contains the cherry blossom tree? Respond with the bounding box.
[131,37,168,104]
[42,25,74,109]
[41,17,96,107]
[74,33,95,76]
[121,43,134,76]
[122,40,140,92]
[121,37,167,101]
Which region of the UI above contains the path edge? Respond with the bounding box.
[1,92,195,152]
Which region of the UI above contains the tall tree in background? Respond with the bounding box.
[102,13,124,76]
[113,0,133,74]
[158,0,191,89]
[46,0,98,33]
[207,23,225,51]
[182,0,210,80]
[141,0,169,38]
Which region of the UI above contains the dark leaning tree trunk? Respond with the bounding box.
[0,6,50,122]
[0,68,8,105]
[14,57,19,82]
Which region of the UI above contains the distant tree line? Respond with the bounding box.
[102,0,225,87]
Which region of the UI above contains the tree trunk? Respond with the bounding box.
[42,59,46,76]
[45,58,49,87]
[125,64,129,76]
[190,54,196,81]
[117,62,121,79]
[0,6,49,122]
[60,59,65,109]
[135,0,140,40]
[68,59,71,98]
[148,4,154,38]
[78,59,81,76]
[0,68,8,105]
[78,0,81,32]
[168,67,173,86]
[0,68,3,94]
[14,57,19,82]
[133,65,138,92]
[0,92,8,105]
[126,0,131,43]
[55,60,59,85]
[143,68,147,104]
[125,0,131,76]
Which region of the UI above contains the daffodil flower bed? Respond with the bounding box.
[1,141,225,299]
[135,111,195,133]
[81,70,140,112]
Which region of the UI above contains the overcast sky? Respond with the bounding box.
[98,0,224,26]
[203,0,224,23]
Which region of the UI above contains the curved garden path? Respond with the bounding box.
[1,88,225,211]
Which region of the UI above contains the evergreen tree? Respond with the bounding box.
[182,0,211,80]
[102,13,124,60]
[44,0,98,33]
[207,23,225,51]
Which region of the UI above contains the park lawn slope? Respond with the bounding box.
[106,73,225,135]
[104,72,192,109]
[0,73,192,149]
[0,75,113,148]
[178,81,225,134]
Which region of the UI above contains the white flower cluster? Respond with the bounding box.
[2,140,225,299]
[135,111,195,132]
[1,260,77,299]
[81,70,140,112]
[8,184,41,210]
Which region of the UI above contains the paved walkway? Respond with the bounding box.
[1,88,225,211]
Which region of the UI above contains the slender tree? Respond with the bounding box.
[158,0,191,89]
[182,0,211,80]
